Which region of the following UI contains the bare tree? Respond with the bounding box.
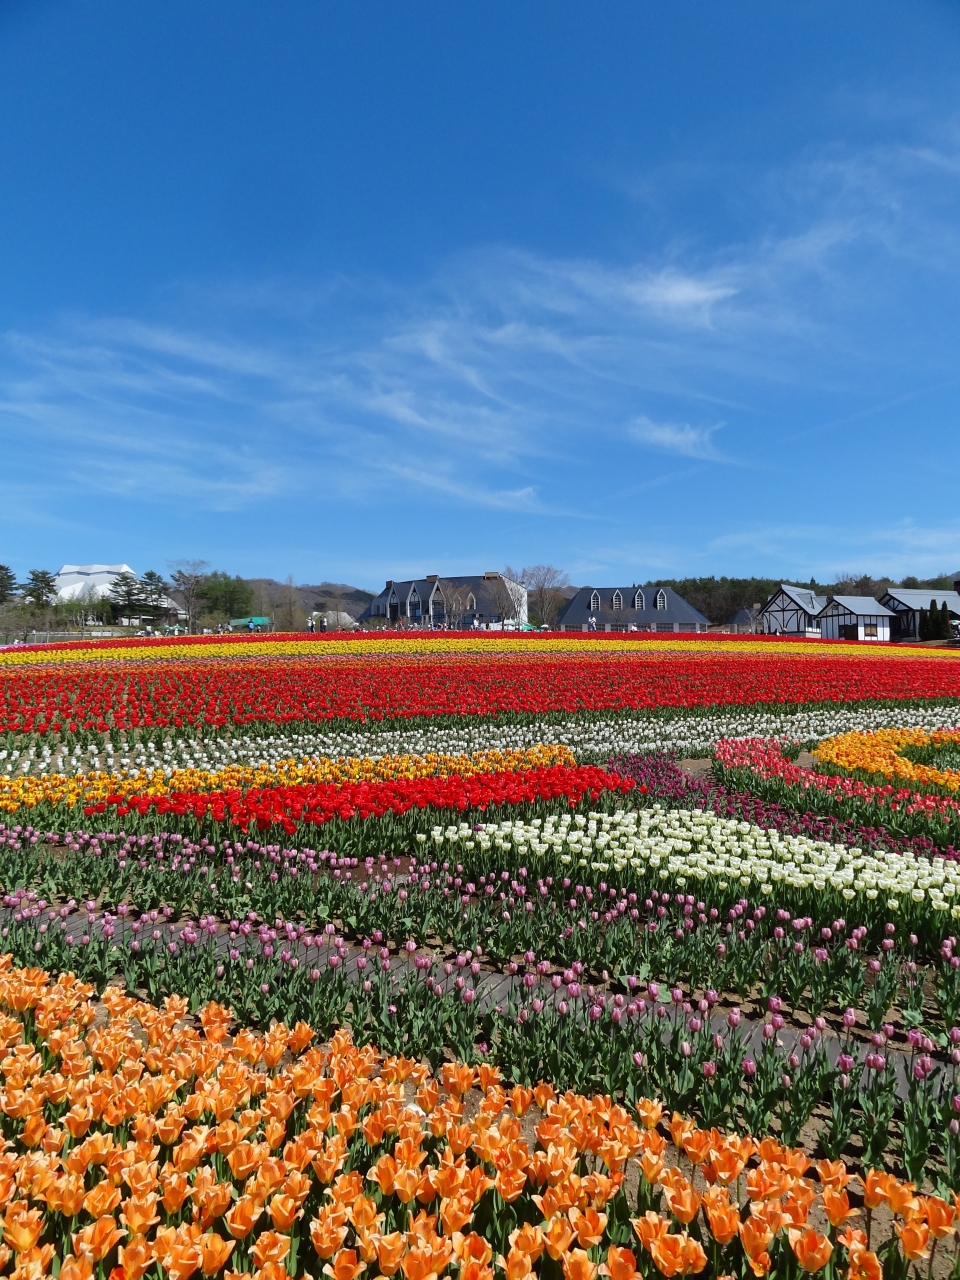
[438,580,467,630]
[521,564,569,629]
[169,559,209,633]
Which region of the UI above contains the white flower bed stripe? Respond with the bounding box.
[4,701,960,780]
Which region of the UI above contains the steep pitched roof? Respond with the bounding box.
[775,584,828,615]
[558,585,709,627]
[821,596,894,618]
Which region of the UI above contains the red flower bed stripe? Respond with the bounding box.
[4,653,960,733]
[81,763,635,832]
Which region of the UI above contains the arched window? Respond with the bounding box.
[656,590,667,610]
[612,590,623,611]
[633,590,645,610]
[590,591,600,612]
[467,594,476,611]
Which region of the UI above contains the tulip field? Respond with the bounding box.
[4,631,960,1280]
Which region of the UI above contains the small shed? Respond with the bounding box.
[816,596,893,642]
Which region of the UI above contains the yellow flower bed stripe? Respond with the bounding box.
[0,633,947,667]
[817,728,960,792]
[0,744,575,814]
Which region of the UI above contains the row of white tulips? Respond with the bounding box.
[420,805,960,918]
[3,699,960,780]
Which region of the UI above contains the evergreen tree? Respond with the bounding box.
[138,570,170,621]
[108,572,146,622]
[919,606,930,641]
[0,565,16,604]
[942,600,953,640]
[22,569,58,608]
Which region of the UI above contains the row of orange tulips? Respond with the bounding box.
[0,956,953,1280]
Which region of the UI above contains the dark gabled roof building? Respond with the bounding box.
[757,584,827,636]
[878,587,960,641]
[557,585,709,632]
[358,573,527,628]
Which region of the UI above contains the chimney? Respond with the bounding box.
[385,580,393,588]
[484,571,499,580]
[426,574,438,582]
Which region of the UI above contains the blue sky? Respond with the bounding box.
[2,2,960,590]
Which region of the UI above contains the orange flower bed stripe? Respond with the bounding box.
[817,728,960,792]
[0,744,575,816]
[0,955,949,1280]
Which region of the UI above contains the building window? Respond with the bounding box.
[633,591,644,610]
[864,623,878,638]
[656,590,667,610]
[590,591,600,611]
[612,590,623,611]
[467,594,476,612]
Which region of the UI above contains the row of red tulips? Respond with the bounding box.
[4,654,960,733]
[72,764,636,836]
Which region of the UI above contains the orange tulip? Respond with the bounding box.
[543,1217,576,1261]
[648,1233,707,1277]
[821,1187,856,1228]
[71,1218,126,1265]
[374,1233,407,1277]
[599,1246,638,1280]
[788,1229,832,1273]
[632,1212,671,1252]
[886,1181,920,1218]
[323,1249,366,1280]
[224,1199,262,1241]
[161,1171,193,1216]
[121,1195,161,1236]
[738,1217,774,1264]
[921,1196,956,1239]
[702,1189,740,1247]
[495,1167,527,1204]
[84,1182,122,1219]
[198,1234,235,1278]
[118,1235,154,1280]
[561,1249,597,1280]
[862,1170,891,1210]
[250,1233,290,1270]
[267,1196,300,1233]
[498,1247,534,1280]
[439,1195,475,1236]
[453,1234,493,1266]
[570,1207,608,1250]
[636,1099,664,1130]
[680,1131,713,1166]
[507,1226,543,1262]
[895,1221,930,1262]
[3,1204,45,1254]
[58,1256,94,1280]
[816,1160,851,1191]
[662,1179,701,1227]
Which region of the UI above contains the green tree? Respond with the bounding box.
[139,570,170,621]
[108,572,146,621]
[199,572,255,620]
[22,569,58,608]
[0,565,16,604]
[941,600,953,640]
[919,606,930,641]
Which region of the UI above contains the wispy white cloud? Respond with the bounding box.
[627,415,724,460]
[2,117,960,570]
